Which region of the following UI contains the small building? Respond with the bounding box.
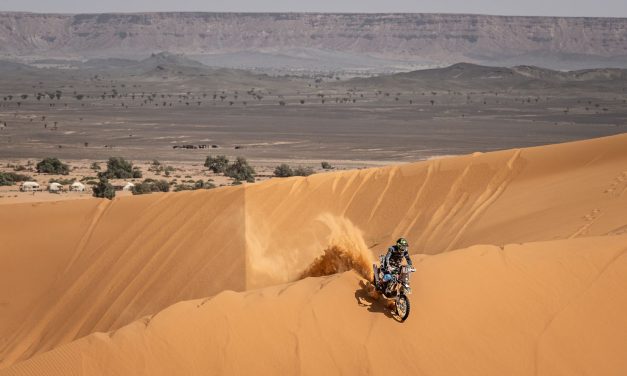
[20,182,40,192]
[122,182,135,191]
[70,182,86,192]
[48,182,63,193]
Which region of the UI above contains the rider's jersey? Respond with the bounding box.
[384,245,413,271]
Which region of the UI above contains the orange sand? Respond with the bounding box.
[1,133,626,375]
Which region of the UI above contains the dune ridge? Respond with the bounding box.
[1,133,627,373]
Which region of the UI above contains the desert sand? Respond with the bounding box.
[1,133,627,375]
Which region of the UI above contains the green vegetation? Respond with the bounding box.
[0,172,32,186]
[174,184,194,192]
[131,179,170,195]
[99,157,142,179]
[321,161,333,170]
[225,157,255,183]
[274,164,293,177]
[195,180,216,189]
[174,179,216,192]
[204,155,229,173]
[205,155,255,183]
[273,164,315,178]
[92,177,115,200]
[293,166,315,177]
[36,157,70,175]
[148,160,176,176]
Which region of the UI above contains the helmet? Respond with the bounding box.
[396,238,409,252]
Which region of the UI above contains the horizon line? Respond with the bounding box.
[0,10,626,20]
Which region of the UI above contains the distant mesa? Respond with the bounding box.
[0,12,626,70]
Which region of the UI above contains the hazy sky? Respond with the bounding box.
[1,0,626,18]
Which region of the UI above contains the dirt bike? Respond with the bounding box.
[373,256,416,322]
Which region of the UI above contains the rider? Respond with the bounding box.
[382,238,413,294]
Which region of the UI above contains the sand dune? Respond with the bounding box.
[4,236,627,376]
[1,133,627,373]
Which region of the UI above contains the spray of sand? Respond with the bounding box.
[299,245,374,280]
[299,214,375,280]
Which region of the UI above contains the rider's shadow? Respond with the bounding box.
[354,280,402,322]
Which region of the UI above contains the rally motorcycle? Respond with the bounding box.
[373,256,416,322]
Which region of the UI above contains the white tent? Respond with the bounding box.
[20,182,40,192]
[48,182,63,192]
[123,182,135,191]
[70,182,86,192]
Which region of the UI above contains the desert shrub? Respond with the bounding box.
[36,157,70,175]
[132,167,142,178]
[321,161,333,170]
[148,160,163,173]
[162,165,175,177]
[293,166,315,177]
[49,177,76,185]
[204,155,229,173]
[100,157,142,179]
[132,179,170,195]
[90,162,101,171]
[132,182,153,195]
[0,172,32,186]
[274,164,294,177]
[194,180,216,190]
[174,184,194,192]
[13,165,27,172]
[225,157,255,183]
[92,177,115,199]
[153,179,170,192]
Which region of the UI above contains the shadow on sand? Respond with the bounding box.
[354,280,403,322]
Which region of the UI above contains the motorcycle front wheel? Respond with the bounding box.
[396,294,411,322]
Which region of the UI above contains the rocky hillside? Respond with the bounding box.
[348,62,627,90]
[1,12,626,69]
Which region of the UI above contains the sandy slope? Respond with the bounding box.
[0,189,247,365]
[4,236,627,376]
[1,133,627,373]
